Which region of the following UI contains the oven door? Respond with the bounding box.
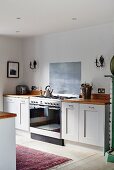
[30,104,48,124]
[30,104,61,139]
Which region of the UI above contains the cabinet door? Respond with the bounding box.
[62,102,79,141]
[3,97,20,129]
[79,104,104,147]
[19,98,29,131]
[3,97,29,131]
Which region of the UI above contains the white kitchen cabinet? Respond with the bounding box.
[3,97,19,114]
[62,102,110,149]
[3,97,20,129]
[62,102,79,141]
[79,104,105,147]
[3,97,29,131]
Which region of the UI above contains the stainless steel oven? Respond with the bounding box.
[29,97,63,145]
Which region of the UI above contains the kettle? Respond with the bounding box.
[44,85,53,97]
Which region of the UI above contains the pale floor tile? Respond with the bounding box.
[16,135,96,161]
[16,133,114,170]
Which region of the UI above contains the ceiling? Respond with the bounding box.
[0,0,113,37]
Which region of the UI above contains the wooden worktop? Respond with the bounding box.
[3,90,44,98]
[3,94,40,98]
[0,112,16,119]
[63,94,110,105]
[4,93,110,105]
[63,98,110,105]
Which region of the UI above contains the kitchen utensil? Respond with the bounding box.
[44,85,53,97]
[81,83,92,99]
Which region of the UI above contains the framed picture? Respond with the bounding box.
[7,61,19,78]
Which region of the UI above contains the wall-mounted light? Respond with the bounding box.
[30,60,37,69]
[95,55,104,68]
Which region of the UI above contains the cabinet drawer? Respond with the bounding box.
[4,97,14,102]
[4,97,18,103]
[80,104,98,112]
[62,102,78,109]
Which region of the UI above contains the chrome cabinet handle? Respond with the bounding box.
[89,106,94,109]
[68,105,74,109]
[20,103,21,124]
[84,111,86,137]
[48,107,60,110]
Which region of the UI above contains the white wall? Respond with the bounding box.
[22,22,114,94]
[0,36,24,110]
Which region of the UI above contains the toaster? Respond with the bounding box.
[16,85,29,95]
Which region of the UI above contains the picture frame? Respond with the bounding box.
[7,61,19,78]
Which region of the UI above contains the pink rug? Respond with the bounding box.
[16,145,71,170]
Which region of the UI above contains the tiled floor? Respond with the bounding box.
[16,132,114,170]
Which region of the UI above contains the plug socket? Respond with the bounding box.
[98,88,105,93]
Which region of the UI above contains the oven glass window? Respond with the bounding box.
[30,106,60,133]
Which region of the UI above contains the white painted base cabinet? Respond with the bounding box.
[62,102,110,148]
[62,102,79,141]
[3,97,29,131]
[79,104,104,146]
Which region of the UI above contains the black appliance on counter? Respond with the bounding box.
[29,96,64,146]
[16,85,29,95]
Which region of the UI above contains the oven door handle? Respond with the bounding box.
[38,105,48,109]
[48,107,60,110]
[29,105,48,109]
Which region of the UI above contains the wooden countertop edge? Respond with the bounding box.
[62,99,110,105]
[3,94,40,98]
[0,112,17,119]
[3,94,110,105]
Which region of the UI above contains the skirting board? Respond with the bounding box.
[31,133,64,146]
